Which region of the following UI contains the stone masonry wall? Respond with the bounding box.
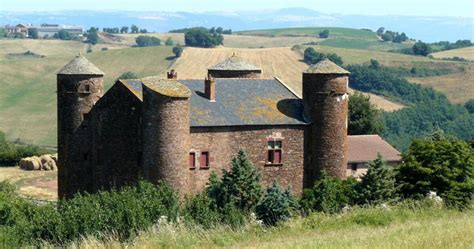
[188,125,305,194]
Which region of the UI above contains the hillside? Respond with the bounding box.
[0,39,174,146]
[172,47,404,111]
[431,46,474,60]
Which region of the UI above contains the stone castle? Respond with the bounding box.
[57,54,400,198]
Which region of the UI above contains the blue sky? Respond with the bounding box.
[1,0,473,17]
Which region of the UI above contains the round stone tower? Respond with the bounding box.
[57,54,104,198]
[141,77,192,193]
[302,59,350,188]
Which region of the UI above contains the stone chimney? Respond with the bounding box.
[205,75,216,102]
[167,69,177,80]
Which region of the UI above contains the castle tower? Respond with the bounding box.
[141,77,192,193]
[303,59,350,188]
[57,54,104,198]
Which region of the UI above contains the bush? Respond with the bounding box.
[54,30,75,40]
[303,47,343,66]
[173,46,183,57]
[256,181,299,226]
[184,27,223,48]
[464,99,474,114]
[319,29,329,38]
[356,154,398,205]
[183,192,221,228]
[165,37,174,46]
[206,150,262,212]
[396,137,474,208]
[300,172,354,214]
[412,41,432,56]
[135,36,161,47]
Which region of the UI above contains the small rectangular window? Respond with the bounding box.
[189,152,196,169]
[351,163,358,171]
[267,140,282,164]
[84,85,90,92]
[200,152,209,168]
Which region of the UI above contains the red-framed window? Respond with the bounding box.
[189,152,196,169]
[200,151,209,168]
[267,140,282,164]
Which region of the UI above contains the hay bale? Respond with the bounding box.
[30,156,42,170]
[40,155,57,171]
[19,157,30,170]
[51,153,58,164]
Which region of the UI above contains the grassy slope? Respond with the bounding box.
[0,39,174,145]
[237,27,412,51]
[69,206,474,248]
[431,46,474,60]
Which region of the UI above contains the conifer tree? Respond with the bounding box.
[256,181,299,226]
[357,154,398,205]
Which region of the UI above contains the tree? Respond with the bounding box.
[304,48,343,66]
[396,137,474,208]
[348,93,384,135]
[357,154,398,205]
[376,27,385,35]
[206,150,262,211]
[130,25,139,34]
[135,36,161,47]
[184,27,223,48]
[464,99,474,114]
[369,59,380,69]
[326,53,344,66]
[412,41,432,56]
[164,37,174,46]
[139,29,148,33]
[120,26,129,33]
[85,31,99,45]
[55,30,74,40]
[28,28,38,39]
[256,181,299,226]
[172,46,183,57]
[319,29,330,38]
[117,71,138,80]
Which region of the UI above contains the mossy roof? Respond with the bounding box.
[208,55,261,71]
[305,59,350,74]
[141,76,192,98]
[57,54,104,75]
[120,78,306,126]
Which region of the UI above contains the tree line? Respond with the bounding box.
[376,27,409,43]
[170,26,232,35]
[102,25,148,34]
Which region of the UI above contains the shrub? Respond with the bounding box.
[412,41,432,56]
[172,46,183,57]
[300,172,353,213]
[303,47,343,66]
[135,36,161,47]
[165,37,174,46]
[256,181,299,226]
[396,137,474,209]
[464,99,474,114]
[356,154,398,205]
[101,47,108,51]
[319,29,330,38]
[183,192,221,228]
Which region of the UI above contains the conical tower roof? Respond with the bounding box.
[305,59,349,74]
[57,53,104,75]
[208,54,261,71]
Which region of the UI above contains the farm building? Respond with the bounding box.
[56,54,401,199]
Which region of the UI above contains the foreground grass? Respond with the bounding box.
[62,204,473,248]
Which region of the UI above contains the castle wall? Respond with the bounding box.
[142,85,190,193]
[61,82,143,197]
[188,125,305,194]
[207,70,261,79]
[57,74,103,198]
[303,73,349,188]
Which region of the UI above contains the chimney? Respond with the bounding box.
[205,75,216,102]
[167,69,177,80]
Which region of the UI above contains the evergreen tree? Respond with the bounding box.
[256,181,299,226]
[348,93,384,135]
[301,171,350,213]
[221,150,262,211]
[357,154,398,205]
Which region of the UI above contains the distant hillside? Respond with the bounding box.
[431,46,474,61]
[1,8,473,42]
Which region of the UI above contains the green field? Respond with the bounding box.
[0,39,174,146]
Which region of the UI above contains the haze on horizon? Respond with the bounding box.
[1,0,473,18]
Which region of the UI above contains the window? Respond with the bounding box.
[351,163,358,171]
[200,151,209,168]
[267,140,282,164]
[189,152,196,169]
[84,85,90,92]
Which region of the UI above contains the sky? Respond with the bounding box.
[1,0,473,17]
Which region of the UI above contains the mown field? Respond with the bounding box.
[431,46,474,60]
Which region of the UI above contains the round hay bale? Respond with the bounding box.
[19,157,30,170]
[51,153,58,164]
[42,158,57,171]
[50,160,58,171]
[40,154,53,164]
[31,156,42,170]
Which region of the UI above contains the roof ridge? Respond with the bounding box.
[273,76,301,99]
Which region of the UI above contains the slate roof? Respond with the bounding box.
[348,135,401,163]
[305,59,350,74]
[57,54,104,75]
[120,78,306,127]
[208,55,261,71]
